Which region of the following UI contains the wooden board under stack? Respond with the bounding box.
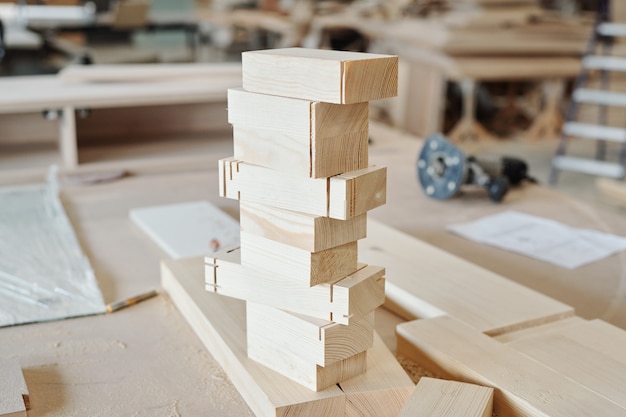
[163,48,414,416]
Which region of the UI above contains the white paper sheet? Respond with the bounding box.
[130,201,240,259]
[448,211,626,269]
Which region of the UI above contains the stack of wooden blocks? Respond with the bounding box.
[206,47,398,390]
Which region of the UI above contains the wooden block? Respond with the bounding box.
[339,333,414,417]
[508,334,626,410]
[0,360,29,417]
[233,126,369,179]
[398,377,493,417]
[219,157,386,220]
[396,317,626,417]
[240,232,358,286]
[206,248,385,325]
[228,87,370,179]
[361,220,575,335]
[246,303,374,367]
[161,257,346,417]
[241,48,398,104]
[328,166,387,220]
[239,201,367,253]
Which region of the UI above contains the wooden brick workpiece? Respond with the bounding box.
[239,202,367,253]
[240,232,359,287]
[219,157,386,220]
[246,302,374,368]
[397,316,626,417]
[241,48,398,104]
[228,88,369,178]
[206,248,385,325]
[0,359,29,417]
[398,377,493,417]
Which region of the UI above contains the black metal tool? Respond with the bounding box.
[417,133,535,202]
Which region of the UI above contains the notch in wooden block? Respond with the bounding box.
[206,248,385,324]
[396,317,626,417]
[398,377,493,417]
[229,87,369,178]
[242,48,398,104]
[240,202,367,253]
[240,232,358,287]
[219,157,386,220]
[247,302,374,367]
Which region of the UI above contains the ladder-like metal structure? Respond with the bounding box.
[550,1,626,183]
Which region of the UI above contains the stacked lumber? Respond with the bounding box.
[209,47,398,391]
[163,47,414,417]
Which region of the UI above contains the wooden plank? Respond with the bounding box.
[161,257,346,417]
[499,318,626,367]
[508,334,626,409]
[58,62,242,83]
[240,232,359,286]
[0,360,28,417]
[241,48,398,104]
[361,220,574,335]
[207,248,385,325]
[239,202,367,253]
[247,302,374,367]
[219,158,386,220]
[233,126,369,179]
[398,377,493,417]
[328,166,387,220]
[396,317,626,417]
[59,105,77,168]
[339,333,414,417]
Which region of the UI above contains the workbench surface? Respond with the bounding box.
[0,122,624,416]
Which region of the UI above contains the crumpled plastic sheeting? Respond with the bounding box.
[0,172,105,327]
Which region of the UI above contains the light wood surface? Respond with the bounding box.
[240,232,358,286]
[207,248,385,325]
[399,377,493,417]
[242,48,398,104]
[362,220,574,336]
[0,360,28,417]
[397,316,626,417]
[239,202,367,253]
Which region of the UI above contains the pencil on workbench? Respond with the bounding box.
[106,289,158,313]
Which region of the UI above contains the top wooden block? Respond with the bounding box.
[242,48,398,104]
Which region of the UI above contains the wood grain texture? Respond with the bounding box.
[242,48,398,104]
[161,257,346,417]
[361,220,574,335]
[233,126,369,178]
[328,166,387,219]
[207,248,385,325]
[240,232,358,286]
[493,316,584,343]
[239,202,367,253]
[397,317,626,417]
[398,377,493,417]
[246,303,374,367]
[508,334,626,409]
[220,157,386,220]
[340,333,414,417]
[0,360,28,417]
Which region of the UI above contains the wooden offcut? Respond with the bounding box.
[0,360,29,417]
[241,48,398,104]
[361,220,574,335]
[240,232,358,286]
[239,202,367,253]
[246,302,374,367]
[398,377,493,417]
[206,248,385,325]
[219,157,386,220]
[397,317,626,417]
